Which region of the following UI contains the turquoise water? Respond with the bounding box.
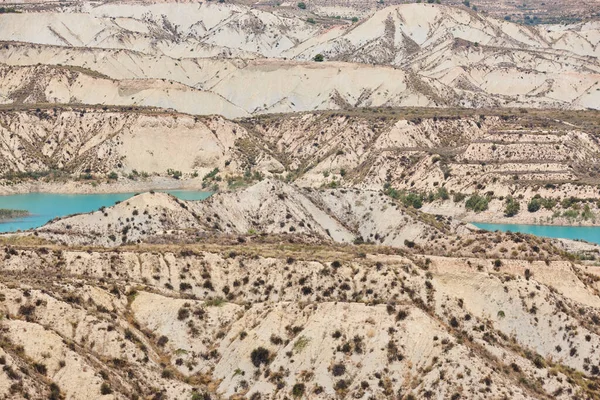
[473,223,600,245]
[0,191,211,233]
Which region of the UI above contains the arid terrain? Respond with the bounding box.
[1,0,600,399]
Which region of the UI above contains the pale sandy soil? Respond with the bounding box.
[0,176,206,195]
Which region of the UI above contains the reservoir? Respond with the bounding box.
[0,191,211,233]
[473,223,600,245]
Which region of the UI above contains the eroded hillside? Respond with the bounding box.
[0,3,598,115]
[1,238,600,399]
[2,106,600,225]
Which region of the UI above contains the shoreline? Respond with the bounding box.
[469,221,600,228]
[0,177,208,196]
[2,180,600,228]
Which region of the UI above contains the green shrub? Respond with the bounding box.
[384,186,423,209]
[292,383,306,397]
[435,187,449,200]
[203,168,219,181]
[504,197,520,217]
[465,194,489,212]
[561,196,580,209]
[250,347,270,367]
[527,198,541,213]
[582,204,594,220]
[563,209,579,219]
[403,192,423,209]
[297,2,306,8]
[100,383,113,395]
[167,169,182,179]
[313,54,324,62]
[542,198,557,209]
[453,192,466,203]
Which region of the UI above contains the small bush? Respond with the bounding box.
[504,196,520,217]
[527,198,542,213]
[157,336,169,347]
[177,307,190,320]
[396,309,409,321]
[292,383,305,397]
[465,194,489,212]
[250,347,270,367]
[453,192,466,203]
[332,363,346,376]
[100,382,113,395]
[33,362,47,375]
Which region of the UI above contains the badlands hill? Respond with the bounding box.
[31,178,595,265]
[34,179,468,249]
[4,0,600,25]
[2,106,600,225]
[0,3,599,114]
[2,2,600,399]
[1,234,600,399]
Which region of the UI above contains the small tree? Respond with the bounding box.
[297,2,306,9]
[504,196,520,217]
[313,54,324,62]
[465,193,489,212]
[527,198,541,213]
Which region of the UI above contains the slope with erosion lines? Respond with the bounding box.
[33,179,463,248]
[0,4,599,112]
[0,107,280,175]
[2,107,600,211]
[2,241,600,398]
[0,63,250,117]
[1,3,598,59]
[1,54,598,116]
